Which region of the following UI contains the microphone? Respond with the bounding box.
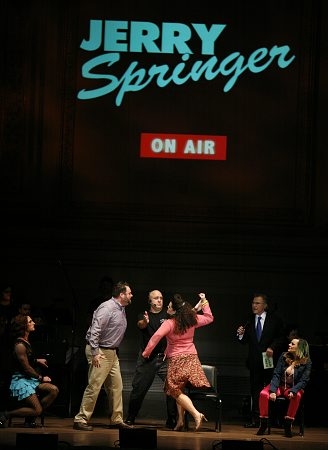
[237,321,249,338]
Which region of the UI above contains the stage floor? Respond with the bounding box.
[0,416,327,450]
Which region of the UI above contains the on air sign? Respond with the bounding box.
[140,133,227,160]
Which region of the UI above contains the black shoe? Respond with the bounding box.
[24,420,37,428]
[73,422,93,431]
[24,417,37,428]
[244,421,259,428]
[166,418,177,429]
[125,418,135,426]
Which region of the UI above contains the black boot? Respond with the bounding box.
[284,418,293,438]
[256,418,268,435]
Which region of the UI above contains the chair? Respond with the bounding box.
[185,364,222,432]
[268,395,305,436]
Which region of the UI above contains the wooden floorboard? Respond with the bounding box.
[0,416,327,450]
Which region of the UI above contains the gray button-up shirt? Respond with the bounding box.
[86,297,127,356]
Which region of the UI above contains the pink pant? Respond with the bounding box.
[259,384,304,419]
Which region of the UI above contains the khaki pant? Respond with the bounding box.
[74,345,123,424]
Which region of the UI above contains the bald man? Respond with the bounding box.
[125,290,177,428]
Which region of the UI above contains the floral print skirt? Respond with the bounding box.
[164,353,210,398]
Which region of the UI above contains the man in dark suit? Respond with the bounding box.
[236,293,285,428]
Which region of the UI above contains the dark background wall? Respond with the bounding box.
[1,0,327,421]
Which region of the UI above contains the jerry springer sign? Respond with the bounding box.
[77,20,296,106]
[140,133,227,160]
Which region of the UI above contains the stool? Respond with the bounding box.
[268,396,305,436]
[8,414,45,427]
[6,395,45,427]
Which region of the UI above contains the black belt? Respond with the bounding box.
[86,342,117,351]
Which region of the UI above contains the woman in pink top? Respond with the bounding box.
[142,292,214,431]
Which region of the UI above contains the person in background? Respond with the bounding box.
[0,314,59,428]
[0,285,16,337]
[73,281,133,431]
[125,290,177,428]
[0,285,17,410]
[256,338,311,438]
[0,284,16,316]
[11,301,31,322]
[142,292,214,432]
[236,293,285,428]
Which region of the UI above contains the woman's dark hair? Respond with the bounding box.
[10,314,28,339]
[171,294,197,335]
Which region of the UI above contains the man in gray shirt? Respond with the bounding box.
[73,281,133,431]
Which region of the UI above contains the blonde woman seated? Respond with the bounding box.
[256,338,311,438]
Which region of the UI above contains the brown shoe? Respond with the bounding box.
[73,422,93,431]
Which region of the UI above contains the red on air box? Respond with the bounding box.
[140,133,227,160]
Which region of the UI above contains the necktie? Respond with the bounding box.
[256,316,262,341]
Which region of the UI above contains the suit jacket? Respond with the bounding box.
[239,311,285,371]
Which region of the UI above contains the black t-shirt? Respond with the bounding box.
[137,309,170,358]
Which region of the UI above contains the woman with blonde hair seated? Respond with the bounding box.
[256,338,311,438]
